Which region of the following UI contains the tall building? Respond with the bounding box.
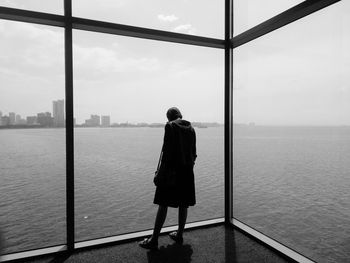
[15,114,21,124]
[26,116,37,125]
[53,99,65,127]
[9,112,15,125]
[101,115,111,127]
[37,112,53,127]
[91,115,100,126]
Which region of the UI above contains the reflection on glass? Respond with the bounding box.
[233,2,350,263]
[0,0,62,14]
[73,30,224,241]
[73,0,224,39]
[233,0,304,36]
[0,20,65,254]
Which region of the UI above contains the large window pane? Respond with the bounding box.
[0,0,62,14]
[233,2,350,263]
[234,0,304,36]
[0,20,65,254]
[73,30,224,241]
[73,0,224,39]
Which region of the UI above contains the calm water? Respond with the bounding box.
[0,126,349,262]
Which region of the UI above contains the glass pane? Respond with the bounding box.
[234,0,304,36]
[73,0,224,39]
[0,20,65,254]
[233,2,349,263]
[73,30,224,241]
[0,0,62,14]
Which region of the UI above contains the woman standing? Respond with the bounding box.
[139,107,197,249]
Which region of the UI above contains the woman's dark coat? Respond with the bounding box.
[153,119,197,208]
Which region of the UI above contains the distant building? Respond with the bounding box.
[15,114,26,125]
[91,115,100,126]
[15,114,27,124]
[101,115,111,127]
[27,116,37,125]
[53,100,65,127]
[1,116,10,126]
[0,111,2,125]
[85,119,92,126]
[85,115,100,127]
[15,114,21,124]
[37,112,53,127]
[9,112,15,125]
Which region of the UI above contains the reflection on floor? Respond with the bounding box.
[28,225,293,263]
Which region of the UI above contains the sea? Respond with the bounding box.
[0,126,349,263]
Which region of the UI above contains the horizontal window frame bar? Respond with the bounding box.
[0,218,224,262]
[0,245,67,262]
[72,17,225,49]
[0,6,225,49]
[231,0,341,49]
[75,217,224,249]
[231,218,316,263]
[0,6,65,27]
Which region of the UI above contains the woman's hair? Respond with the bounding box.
[166,107,182,121]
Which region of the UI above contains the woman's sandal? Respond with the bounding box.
[138,237,158,250]
[168,231,183,244]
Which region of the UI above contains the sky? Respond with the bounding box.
[233,0,350,126]
[0,0,349,125]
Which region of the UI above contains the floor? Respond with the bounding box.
[24,225,293,263]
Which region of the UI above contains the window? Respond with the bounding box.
[0,20,65,254]
[233,2,350,262]
[1,1,348,262]
[73,29,224,241]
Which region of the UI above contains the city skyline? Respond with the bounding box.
[1,99,223,127]
[2,101,350,128]
[0,104,223,128]
[0,99,66,127]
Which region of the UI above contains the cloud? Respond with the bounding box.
[0,20,64,76]
[73,44,160,79]
[173,24,196,35]
[157,14,179,22]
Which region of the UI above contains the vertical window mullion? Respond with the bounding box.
[224,0,233,224]
[64,0,74,252]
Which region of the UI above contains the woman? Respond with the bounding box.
[139,107,197,249]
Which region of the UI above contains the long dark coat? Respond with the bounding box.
[153,119,197,208]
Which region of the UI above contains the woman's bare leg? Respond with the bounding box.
[150,205,168,242]
[177,207,188,237]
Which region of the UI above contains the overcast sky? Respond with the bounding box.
[0,0,349,125]
[234,1,350,126]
